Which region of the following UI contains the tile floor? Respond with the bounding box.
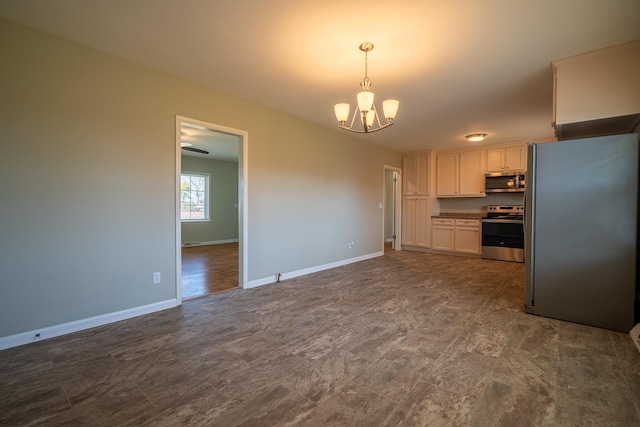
[1,251,639,426]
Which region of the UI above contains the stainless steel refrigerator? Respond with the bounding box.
[524,133,639,332]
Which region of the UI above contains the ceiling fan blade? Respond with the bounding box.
[181,147,209,154]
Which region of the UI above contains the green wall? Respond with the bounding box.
[0,18,401,342]
[181,156,239,244]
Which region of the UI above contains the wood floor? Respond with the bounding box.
[182,241,390,300]
[181,243,238,300]
[2,251,640,425]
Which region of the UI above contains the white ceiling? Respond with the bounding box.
[1,0,639,154]
[180,122,240,162]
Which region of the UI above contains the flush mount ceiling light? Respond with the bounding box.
[465,133,488,142]
[334,42,399,133]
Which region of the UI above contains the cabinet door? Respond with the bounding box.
[403,153,430,195]
[504,146,526,171]
[486,148,504,172]
[401,197,417,245]
[432,225,455,251]
[414,197,430,247]
[402,156,417,195]
[553,40,640,126]
[459,151,485,196]
[455,226,480,255]
[436,153,459,196]
[415,153,430,195]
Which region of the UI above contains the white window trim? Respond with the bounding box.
[180,171,210,222]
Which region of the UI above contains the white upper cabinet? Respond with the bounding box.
[486,145,526,172]
[553,40,640,127]
[459,151,485,196]
[436,153,458,197]
[436,150,485,197]
[403,152,430,195]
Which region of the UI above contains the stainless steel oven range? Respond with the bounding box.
[481,205,524,262]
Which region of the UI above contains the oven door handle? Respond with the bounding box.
[482,218,524,224]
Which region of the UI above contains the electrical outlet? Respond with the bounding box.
[349,241,354,249]
[153,272,161,284]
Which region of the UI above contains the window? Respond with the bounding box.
[181,172,209,221]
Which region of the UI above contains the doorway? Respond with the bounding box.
[175,116,248,304]
[383,166,402,252]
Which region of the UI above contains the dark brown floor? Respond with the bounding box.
[1,251,639,426]
[181,243,238,300]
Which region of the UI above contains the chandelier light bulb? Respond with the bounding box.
[360,109,375,126]
[334,103,350,123]
[357,91,375,113]
[383,99,399,120]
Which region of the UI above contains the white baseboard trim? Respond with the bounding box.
[0,299,178,351]
[245,251,384,289]
[182,239,239,247]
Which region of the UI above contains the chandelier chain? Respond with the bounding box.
[360,49,371,91]
[364,50,368,80]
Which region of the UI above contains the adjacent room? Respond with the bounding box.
[1,1,639,425]
[179,121,241,299]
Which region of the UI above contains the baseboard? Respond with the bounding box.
[245,251,384,289]
[182,239,239,247]
[401,245,431,253]
[404,246,482,259]
[0,299,178,351]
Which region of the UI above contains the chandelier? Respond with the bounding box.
[334,42,399,133]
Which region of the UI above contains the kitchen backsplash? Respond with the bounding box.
[438,193,524,214]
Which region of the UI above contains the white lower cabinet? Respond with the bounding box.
[431,218,454,251]
[402,196,430,248]
[431,218,481,256]
[453,219,481,255]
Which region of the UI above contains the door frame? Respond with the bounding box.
[175,115,249,305]
[383,165,402,251]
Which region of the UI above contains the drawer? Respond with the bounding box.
[432,218,455,226]
[455,219,480,227]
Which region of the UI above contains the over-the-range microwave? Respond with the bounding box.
[485,171,526,193]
